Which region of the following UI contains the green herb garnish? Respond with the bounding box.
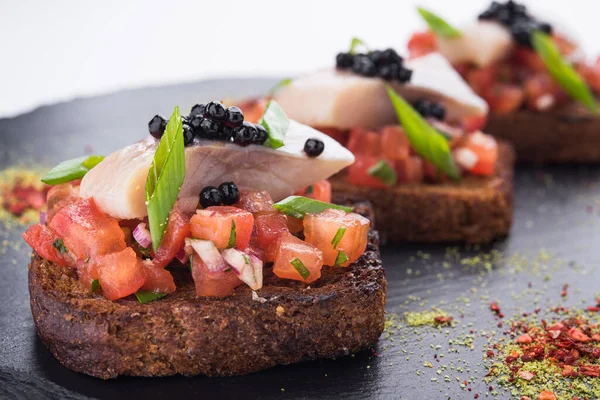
[368,160,397,186]
[268,78,293,96]
[331,227,347,249]
[290,258,311,280]
[145,106,186,251]
[305,185,314,195]
[386,86,460,180]
[91,279,100,293]
[417,7,461,38]
[259,100,290,149]
[189,257,193,272]
[138,246,152,259]
[532,31,598,113]
[273,196,353,220]
[135,290,167,304]
[52,238,68,253]
[227,220,237,248]
[349,37,368,54]
[41,155,105,185]
[335,251,349,266]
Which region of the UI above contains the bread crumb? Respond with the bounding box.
[276,305,285,316]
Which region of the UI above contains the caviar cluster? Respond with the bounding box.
[478,0,552,48]
[413,99,446,120]
[148,101,268,147]
[199,182,240,209]
[335,48,413,83]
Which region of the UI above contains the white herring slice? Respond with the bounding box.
[79,121,354,219]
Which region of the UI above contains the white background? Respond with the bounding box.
[0,0,597,118]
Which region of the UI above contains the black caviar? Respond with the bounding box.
[304,138,325,157]
[336,47,412,83]
[413,99,446,120]
[199,186,223,209]
[218,182,240,205]
[148,101,269,147]
[478,1,552,48]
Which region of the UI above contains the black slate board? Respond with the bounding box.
[2,78,600,400]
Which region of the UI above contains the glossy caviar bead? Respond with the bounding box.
[304,138,325,157]
[199,186,222,208]
[352,55,377,77]
[414,99,432,117]
[199,118,222,139]
[378,65,398,80]
[368,50,383,66]
[510,19,533,46]
[233,122,257,146]
[381,48,402,64]
[225,106,244,128]
[396,68,413,83]
[204,101,227,121]
[254,124,268,145]
[336,52,354,69]
[429,103,446,120]
[183,124,195,146]
[148,115,167,139]
[218,182,240,205]
[189,115,203,132]
[190,103,205,117]
[221,126,234,141]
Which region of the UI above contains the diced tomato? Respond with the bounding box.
[460,132,498,176]
[271,232,323,283]
[95,248,146,301]
[466,66,496,97]
[46,183,79,223]
[485,83,525,114]
[346,128,381,157]
[396,156,424,183]
[553,33,578,58]
[513,48,546,73]
[304,209,370,267]
[76,259,99,290]
[295,180,332,203]
[234,190,274,216]
[523,73,564,111]
[190,206,254,249]
[141,263,176,294]
[578,62,600,93]
[191,254,242,297]
[347,155,394,189]
[22,224,75,267]
[285,216,304,234]
[315,127,349,145]
[237,98,267,124]
[407,31,437,58]
[462,114,488,133]
[151,206,190,269]
[381,125,410,161]
[255,212,289,259]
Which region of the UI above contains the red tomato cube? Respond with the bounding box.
[396,156,424,184]
[304,209,370,267]
[22,224,76,268]
[234,190,274,216]
[294,180,332,203]
[151,206,190,269]
[346,128,381,157]
[347,155,395,189]
[95,248,146,300]
[191,254,242,297]
[271,232,323,283]
[457,132,498,176]
[407,31,437,58]
[141,263,176,294]
[255,212,289,255]
[190,206,254,249]
[381,125,409,161]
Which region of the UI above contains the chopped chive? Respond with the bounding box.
[90,279,100,294]
[52,238,68,254]
[305,185,314,195]
[331,227,347,249]
[349,37,368,54]
[268,78,293,96]
[242,254,250,264]
[227,220,237,248]
[189,257,193,272]
[290,258,311,280]
[135,290,167,304]
[41,155,105,185]
[273,196,353,220]
[335,251,349,266]
[368,160,397,186]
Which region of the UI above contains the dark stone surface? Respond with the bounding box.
[2,78,600,399]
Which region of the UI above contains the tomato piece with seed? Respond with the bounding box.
[347,128,381,157]
[49,198,126,260]
[234,190,274,216]
[347,155,395,189]
[190,206,254,249]
[22,224,75,268]
[458,132,498,176]
[95,248,146,301]
[141,263,176,294]
[271,232,323,283]
[381,126,409,161]
[304,209,370,267]
[255,212,289,256]
[295,180,332,203]
[151,206,190,269]
[191,254,242,297]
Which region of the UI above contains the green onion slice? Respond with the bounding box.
[290,258,311,280]
[349,37,368,54]
[386,86,460,180]
[145,106,186,251]
[259,100,290,149]
[135,290,167,304]
[368,160,397,186]
[41,155,105,185]
[273,196,353,220]
[335,251,349,266]
[227,220,237,248]
[532,31,598,113]
[331,227,347,249]
[417,7,461,38]
[90,279,100,294]
[52,238,68,253]
[268,78,293,96]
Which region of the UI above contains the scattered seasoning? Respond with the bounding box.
[405,308,452,327]
[0,167,48,225]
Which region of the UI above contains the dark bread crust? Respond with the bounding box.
[28,232,386,379]
[331,141,514,244]
[486,102,600,163]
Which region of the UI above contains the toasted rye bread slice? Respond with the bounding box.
[486,102,600,163]
[330,141,515,244]
[28,231,386,379]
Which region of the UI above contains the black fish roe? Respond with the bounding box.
[204,101,227,121]
[225,106,244,128]
[199,186,223,209]
[148,115,167,139]
[190,103,206,117]
[413,99,446,120]
[183,124,195,146]
[199,118,222,140]
[336,47,412,84]
[218,182,240,205]
[304,138,325,157]
[254,124,268,145]
[478,0,552,48]
[233,122,258,147]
